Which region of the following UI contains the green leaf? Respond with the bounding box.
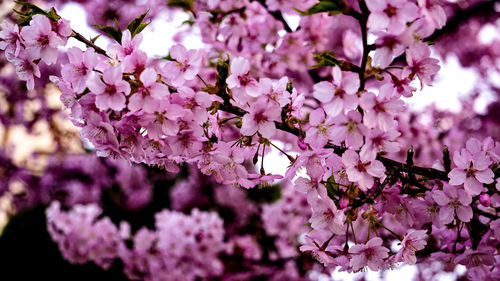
[14,1,60,25]
[167,0,194,12]
[296,0,345,16]
[162,53,174,61]
[127,10,151,38]
[312,51,341,68]
[326,174,340,200]
[48,7,61,21]
[216,56,230,90]
[90,34,101,44]
[91,24,122,43]
[15,1,49,17]
[286,79,294,94]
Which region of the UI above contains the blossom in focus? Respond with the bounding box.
[396,230,428,264]
[87,65,130,111]
[349,237,389,271]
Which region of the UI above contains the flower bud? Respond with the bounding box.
[297,137,308,150]
[479,193,490,207]
[339,195,349,209]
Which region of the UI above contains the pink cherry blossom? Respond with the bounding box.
[313,66,359,117]
[240,99,281,138]
[128,67,169,113]
[162,44,202,86]
[0,21,23,58]
[61,47,100,93]
[342,149,385,191]
[87,66,130,111]
[10,50,41,90]
[360,127,401,160]
[418,0,447,33]
[299,234,336,266]
[432,184,473,224]
[108,29,142,59]
[330,110,367,149]
[448,146,494,195]
[226,57,260,102]
[309,195,346,234]
[305,108,336,149]
[359,88,405,131]
[396,230,428,264]
[20,15,64,65]
[366,0,419,34]
[372,32,405,68]
[259,77,290,107]
[349,237,389,271]
[402,42,441,88]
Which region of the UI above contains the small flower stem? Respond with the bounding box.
[260,143,266,175]
[367,220,372,242]
[376,220,402,240]
[196,74,209,88]
[350,221,357,244]
[268,141,295,163]
[321,233,336,250]
[453,220,463,252]
[344,227,350,251]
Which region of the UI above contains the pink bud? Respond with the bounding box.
[339,195,349,209]
[297,138,308,150]
[479,193,490,207]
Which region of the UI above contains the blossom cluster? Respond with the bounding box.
[0,149,152,212]
[47,201,226,281]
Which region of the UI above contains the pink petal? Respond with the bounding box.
[438,207,454,224]
[432,190,449,206]
[464,177,484,195]
[456,206,472,222]
[309,108,325,126]
[324,98,343,117]
[258,121,276,139]
[341,72,360,94]
[475,169,494,184]
[313,81,334,103]
[448,169,466,185]
[231,57,249,75]
[342,150,359,167]
[367,160,385,177]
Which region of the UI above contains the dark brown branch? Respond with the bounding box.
[357,0,370,91]
[474,208,499,220]
[253,0,292,32]
[71,30,110,58]
[378,157,449,181]
[216,97,450,181]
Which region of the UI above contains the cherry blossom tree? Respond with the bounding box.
[0,0,499,280]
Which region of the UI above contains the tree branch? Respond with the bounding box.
[357,0,370,91]
[216,97,450,181]
[71,30,110,58]
[253,0,292,32]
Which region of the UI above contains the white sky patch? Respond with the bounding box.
[141,12,204,57]
[406,55,480,113]
[59,3,108,50]
[478,23,499,45]
[283,13,300,31]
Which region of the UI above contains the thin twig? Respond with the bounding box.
[71,30,110,58]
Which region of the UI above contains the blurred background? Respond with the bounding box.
[0,1,499,280]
